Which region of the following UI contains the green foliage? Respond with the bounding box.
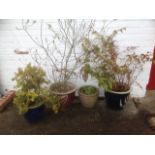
[46,95,60,114]
[13,91,42,114]
[81,22,152,92]
[12,63,48,92]
[81,24,125,91]
[12,63,61,114]
[80,86,98,95]
[42,88,61,114]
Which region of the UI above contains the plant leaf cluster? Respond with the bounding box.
[12,63,60,114]
[80,86,98,95]
[81,23,152,92]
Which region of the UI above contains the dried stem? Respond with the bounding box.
[21,19,96,92]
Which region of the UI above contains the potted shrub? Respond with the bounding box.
[12,63,61,122]
[50,82,76,110]
[20,19,95,110]
[81,21,152,110]
[79,85,99,108]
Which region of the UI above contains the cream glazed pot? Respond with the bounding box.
[79,85,99,108]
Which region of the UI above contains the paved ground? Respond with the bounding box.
[0,99,155,135]
[134,90,155,114]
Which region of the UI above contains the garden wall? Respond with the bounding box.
[0,19,155,97]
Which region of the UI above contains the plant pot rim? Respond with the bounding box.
[79,85,99,97]
[51,82,77,95]
[28,102,44,110]
[106,89,130,95]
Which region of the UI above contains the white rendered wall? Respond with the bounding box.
[0,19,155,97]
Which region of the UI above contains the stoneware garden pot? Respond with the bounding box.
[24,103,45,123]
[79,86,99,108]
[50,82,77,111]
[105,90,130,110]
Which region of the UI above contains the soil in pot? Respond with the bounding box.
[24,103,45,123]
[79,86,99,108]
[50,82,76,110]
[105,90,130,110]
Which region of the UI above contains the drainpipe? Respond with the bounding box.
[146,47,155,90]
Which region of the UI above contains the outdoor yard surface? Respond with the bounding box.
[0,99,155,135]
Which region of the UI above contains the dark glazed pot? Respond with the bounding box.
[105,90,130,110]
[24,103,45,123]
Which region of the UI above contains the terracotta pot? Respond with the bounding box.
[105,90,130,110]
[79,86,99,108]
[51,82,76,110]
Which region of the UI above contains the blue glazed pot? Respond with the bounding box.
[105,90,130,110]
[24,103,45,123]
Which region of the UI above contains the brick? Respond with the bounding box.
[0,90,16,112]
